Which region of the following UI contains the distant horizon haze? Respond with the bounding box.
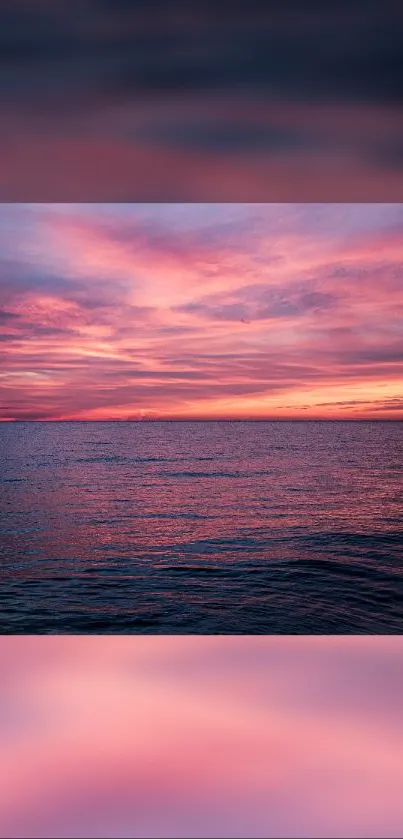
[1,417,402,423]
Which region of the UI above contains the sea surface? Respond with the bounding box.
[0,421,402,633]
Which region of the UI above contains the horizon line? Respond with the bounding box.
[1,418,402,424]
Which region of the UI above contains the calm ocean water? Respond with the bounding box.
[0,421,402,633]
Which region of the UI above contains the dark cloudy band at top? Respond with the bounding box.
[1,0,403,200]
[2,0,403,104]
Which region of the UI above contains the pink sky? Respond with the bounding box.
[1,636,402,838]
[0,203,402,420]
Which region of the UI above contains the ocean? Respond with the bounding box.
[0,420,402,633]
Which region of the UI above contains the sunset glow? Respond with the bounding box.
[1,203,402,421]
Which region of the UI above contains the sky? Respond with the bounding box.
[1,635,403,838]
[1,1,403,200]
[0,203,403,421]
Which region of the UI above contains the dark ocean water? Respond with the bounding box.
[0,421,402,633]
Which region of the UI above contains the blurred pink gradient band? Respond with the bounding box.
[1,636,402,838]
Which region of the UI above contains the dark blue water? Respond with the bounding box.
[0,421,402,633]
